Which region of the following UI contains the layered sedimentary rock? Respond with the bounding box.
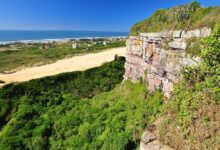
[124,27,211,98]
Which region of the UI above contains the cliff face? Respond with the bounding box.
[124,27,211,98]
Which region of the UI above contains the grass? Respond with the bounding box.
[130,2,220,35]
[0,41,125,73]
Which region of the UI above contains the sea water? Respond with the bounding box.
[0,30,128,44]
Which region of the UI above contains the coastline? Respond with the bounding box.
[0,36,127,45]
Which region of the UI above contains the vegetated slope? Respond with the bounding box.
[47,81,162,150]
[158,22,220,149]
[0,56,163,149]
[131,1,220,35]
[0,56,125,129]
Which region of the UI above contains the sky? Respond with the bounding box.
[0,0,219,32]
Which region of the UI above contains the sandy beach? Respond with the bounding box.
[0,47,126,85]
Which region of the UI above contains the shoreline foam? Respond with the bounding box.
[0,36,127,45]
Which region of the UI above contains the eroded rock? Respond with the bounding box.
[168,39,187,50]
[125,27,211,98]
[140,132,175,150]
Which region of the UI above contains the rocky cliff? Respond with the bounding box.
[124,27,211,98]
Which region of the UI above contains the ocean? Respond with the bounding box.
[0,30,128,44]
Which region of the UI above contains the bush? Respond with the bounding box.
[201,22,220,67]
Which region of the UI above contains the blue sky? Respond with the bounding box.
[0,0,219,31]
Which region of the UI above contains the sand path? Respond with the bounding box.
[0,47,126,85]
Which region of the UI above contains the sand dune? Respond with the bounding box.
[0,47,126,85]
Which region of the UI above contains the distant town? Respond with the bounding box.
[0,37,127,52]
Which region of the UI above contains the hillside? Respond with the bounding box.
[131,2,220,35]
[157,22,220,149]
[0,57,165,149]
[0,57,125,149]
[0,2,219,150]
[127,2,220,149]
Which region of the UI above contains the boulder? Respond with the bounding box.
[181,57,198,66]
[130,36,140,40]
[150,66,165,77]
[162,79,174,98]
[141,131,156,144]
[140,139,175,150]
[173,30,182,38]
[168,39,187,50]
[161,31,173,38]
[141,32,163,38]
[200,27,212,37]
[182,29,201,38]
[166,73,181,83]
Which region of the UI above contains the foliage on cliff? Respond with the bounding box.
[131,1,220,35]
[159,22,220,149]
[0,57,163,149]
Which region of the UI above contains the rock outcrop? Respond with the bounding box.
[124,27,211,98]
[140,118,174,150]
[140,131,174,150]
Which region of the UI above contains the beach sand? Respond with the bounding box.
[0,47,126,85]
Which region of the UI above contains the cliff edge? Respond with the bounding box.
[124,27,211,98]
[125,2,220,149]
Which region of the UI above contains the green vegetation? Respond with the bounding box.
[185,37,202,56]
[0,40,125,73]
[0,80,5,84]
[0,56,125,128]
[158,22,220,149]
[131,2,220,35]
[0,57,163,149]
[0,3,219,149]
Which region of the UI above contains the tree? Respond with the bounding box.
[190,1,201,12]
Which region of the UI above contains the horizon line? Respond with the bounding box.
[0,29,129,33]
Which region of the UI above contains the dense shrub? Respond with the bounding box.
[0,57,164,149]
[0,57,125,130]
[131,2,220,35]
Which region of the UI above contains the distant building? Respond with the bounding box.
[72,42,78,49]
[103,41,107,46]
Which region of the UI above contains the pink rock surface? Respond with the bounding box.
[125,28,211,98]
